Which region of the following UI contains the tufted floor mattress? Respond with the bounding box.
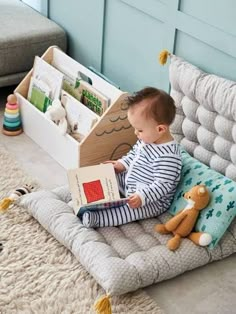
[19,185,236,295]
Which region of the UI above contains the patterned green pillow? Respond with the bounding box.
[169,149,236,248]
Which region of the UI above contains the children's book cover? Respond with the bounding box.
[52,62,82,102]
[78,80,110,116]
[28,77,52,112]
[27,56,64,112]
[67,163,128,216]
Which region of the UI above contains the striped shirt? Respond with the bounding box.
[118,140,182,209]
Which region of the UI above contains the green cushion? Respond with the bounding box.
[169,149,236,248]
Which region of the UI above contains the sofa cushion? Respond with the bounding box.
[0,0,66,78]
[168,150,236,248]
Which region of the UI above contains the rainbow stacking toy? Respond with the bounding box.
[2,94,23,136]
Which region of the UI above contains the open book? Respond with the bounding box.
[67,163,128,217]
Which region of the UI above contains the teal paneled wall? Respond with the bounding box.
[49,0,236,92]
[175,32,236,82]
[49,0,105,71]
[21,0,48,16]
[102,0,167,91]
[180,0,235,36]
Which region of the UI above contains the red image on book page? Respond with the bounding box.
[83,180,105,203]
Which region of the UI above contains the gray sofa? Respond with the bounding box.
[0,0,67,87]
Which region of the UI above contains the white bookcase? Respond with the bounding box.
[15,46,136,169]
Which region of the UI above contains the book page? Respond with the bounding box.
[78,197,129,217]
[67,163,121,215]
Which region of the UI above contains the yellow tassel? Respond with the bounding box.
[0,198,13,212]
[94,294,112,314]
[158,49,170,65]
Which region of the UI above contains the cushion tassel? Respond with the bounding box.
[158,49,170,65]
[94,293,112,314]
[0,198,13,212]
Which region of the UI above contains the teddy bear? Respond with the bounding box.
[155,185,212,250]
[45,99,68,135]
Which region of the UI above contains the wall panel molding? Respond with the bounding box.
[49,0,236,91]
[120,0,167,22]
[175,11,236,58]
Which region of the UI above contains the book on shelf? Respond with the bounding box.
[52,58,110,115]
[78,80,110,116]
[27,56,64,112]
[27,76,52,112]
[67,163,128,217]
[52,62,82,102]
[61,91,99,140]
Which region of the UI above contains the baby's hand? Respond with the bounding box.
[103,160,126,173]
[128,193,142,208]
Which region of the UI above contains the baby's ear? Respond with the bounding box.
[156,124,167,133]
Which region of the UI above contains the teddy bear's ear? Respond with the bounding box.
[198,186,206,196]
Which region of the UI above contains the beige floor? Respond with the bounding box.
[0,86,235,314]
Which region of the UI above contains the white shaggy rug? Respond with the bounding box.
[0,144,164,314]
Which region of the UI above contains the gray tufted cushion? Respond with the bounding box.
[170,55,236,180]
[18,185,236,296]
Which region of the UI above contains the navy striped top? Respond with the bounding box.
[119,140,182,209]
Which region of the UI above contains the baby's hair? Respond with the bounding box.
[126,87,176,125]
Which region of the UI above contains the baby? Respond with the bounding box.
[82,87,182,227]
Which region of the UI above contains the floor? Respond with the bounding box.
[0,86,236,314]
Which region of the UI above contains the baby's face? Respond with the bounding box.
[128,104,162,144]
